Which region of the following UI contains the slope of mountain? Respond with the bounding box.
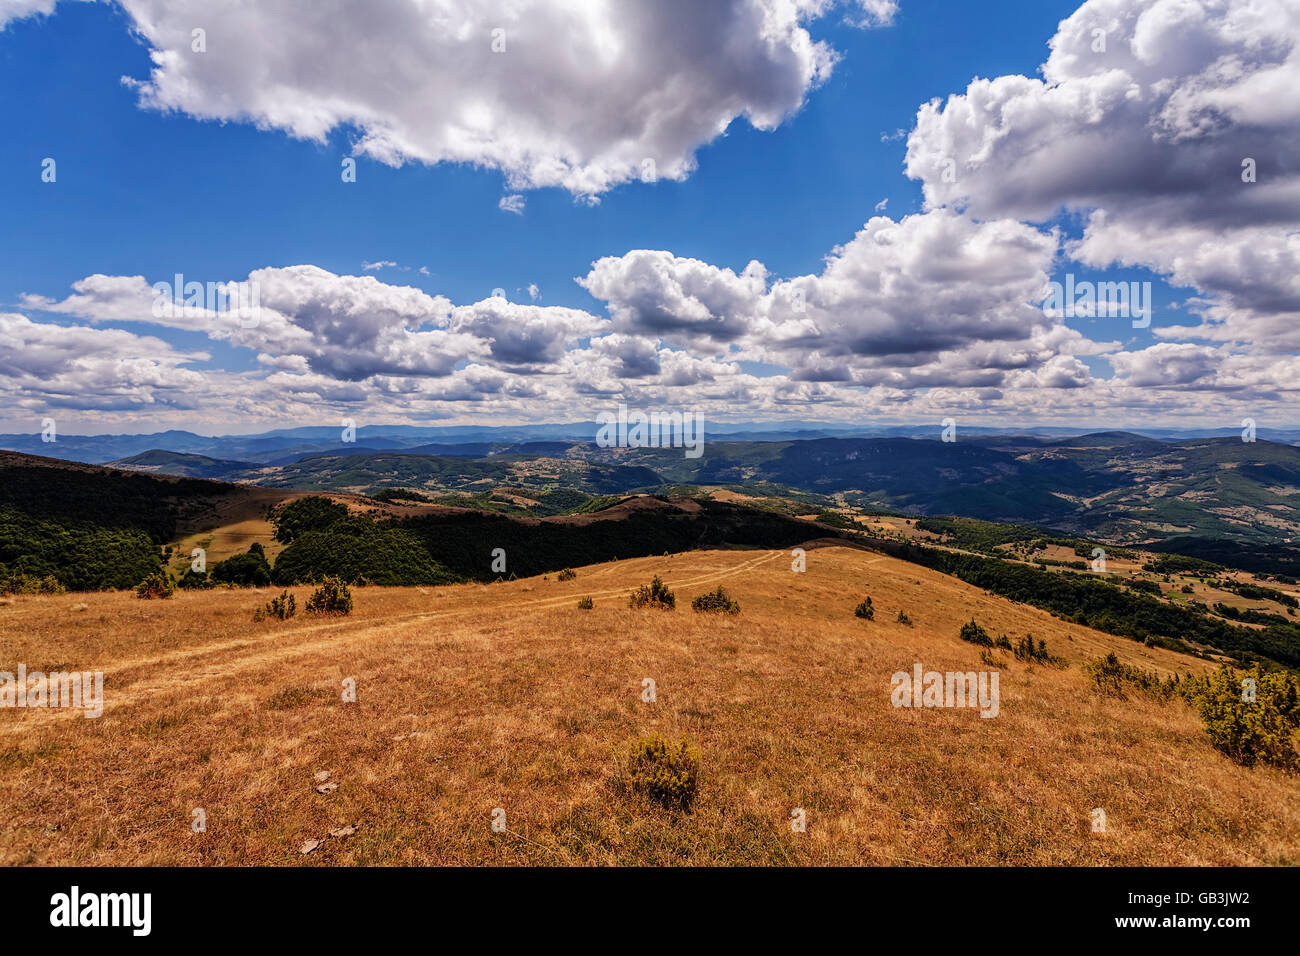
[0,430,216,464]
[6,451,1300,669]
[4,545,1297,866]
[35,429,1300,549]
[0,451,248,589]
[249,451,663,496]
[80,431,1300,548]
[568,434,1300,545]
[108,449,256,479]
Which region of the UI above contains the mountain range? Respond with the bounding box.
[4,421,1299,465]
[6,424,1300,552]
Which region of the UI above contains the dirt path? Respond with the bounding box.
[0,549,785,735]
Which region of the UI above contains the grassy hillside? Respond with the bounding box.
[2,545,1295,865]
[4,451,1299,668]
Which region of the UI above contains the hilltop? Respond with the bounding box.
[5,451,1300,670]
[1,544,1295,865]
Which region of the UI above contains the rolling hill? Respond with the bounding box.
[12,427,1300,550]
[108,449,257,480]
[2,544,1296,865]
[164,432,1300,548]
[6,450,1300,669]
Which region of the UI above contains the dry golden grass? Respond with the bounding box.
[1,543,1296,866]
[169,518,284,574]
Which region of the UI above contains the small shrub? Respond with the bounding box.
[854,596,874,620]
[557,568,577,581]
[177,567,212,590]
[305,577,353,615]
[0,573,65,595]
[896,609,912,626]
[210,547,272,587]
[625,734,700,810]
[979,648,1004,667]
[255,590,296,622]
[577,595,594,609]
[958,618,992,647]
[1085,652,1177,702]
[134,572,175,600]
[629,575,675,610]
[1014,633,1068,668]
[994,634,1013,651]
[692,586,740,614]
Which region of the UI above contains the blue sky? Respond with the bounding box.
[0,0,1294,434]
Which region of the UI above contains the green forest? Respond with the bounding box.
[0,462,236,591]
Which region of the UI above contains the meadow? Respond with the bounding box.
[2,542,1297,865]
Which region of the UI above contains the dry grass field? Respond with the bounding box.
[2,542,1297,866]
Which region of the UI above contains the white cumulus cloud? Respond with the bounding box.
[99,0,895,199]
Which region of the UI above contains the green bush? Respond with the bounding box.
[0,572,65,595]
[255,590,296,622]
[399,499,823,584]
[1125,577,1162,595]
[629,575,675,610]
[134,572,175,600]
[958,618,992,646]
[1014,633,1068,668]
[176,567,212,589]
[692,586,740,614]
[1181,664,1299,771]
[305,577,353,615]
[557,568,577,581]
[1085,652,1178,702]
[854,596,874,620]
[210,547,272,586]
[625,734,700,810]
[577,595,593,609]
[896,609,912,626]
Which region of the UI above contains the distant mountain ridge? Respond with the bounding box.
[5,420,1300,465]
[90,432,1300,549]
[105,449,255,479]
